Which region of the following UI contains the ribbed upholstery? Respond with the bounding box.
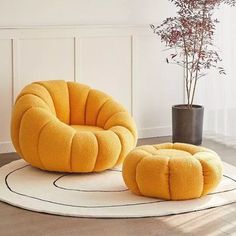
[11,80,137,172]
[122,143,222,200]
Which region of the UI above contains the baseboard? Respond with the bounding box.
[138,126,171,139]
[0,142,15,154]
[204,131,236,148]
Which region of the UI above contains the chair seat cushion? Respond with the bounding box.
[71,125,104,132]
[122,143,222,200]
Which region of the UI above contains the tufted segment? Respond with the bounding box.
[71,132,98,172]
[104,112,137,139]
[122,143,222,200]
[16,83,56,115]
[96,100,126,127]
[85,89,111,126]
[19,107,55,169]
[11,94,52,157]
[11,80,137,172]
[67,82,90,125]
[34,80,70,124]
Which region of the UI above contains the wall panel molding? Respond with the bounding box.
[12,38,19,102]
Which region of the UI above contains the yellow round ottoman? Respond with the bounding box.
[11,80,137,172]
[122,143,222,200]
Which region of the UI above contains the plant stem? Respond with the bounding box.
[189,20,198,103]
[190,0,207,107]
[181,28,190,108]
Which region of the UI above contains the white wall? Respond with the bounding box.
[0,1,184,153]
[0,0,176,27]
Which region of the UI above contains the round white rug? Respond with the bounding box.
[0,160,236,218]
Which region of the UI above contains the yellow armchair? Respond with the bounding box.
[11,80,137,172]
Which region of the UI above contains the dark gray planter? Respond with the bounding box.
[172,104,204,145]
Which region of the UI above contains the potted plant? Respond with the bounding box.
[151,0,235,145]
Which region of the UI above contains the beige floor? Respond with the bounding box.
[0,137,236,236]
